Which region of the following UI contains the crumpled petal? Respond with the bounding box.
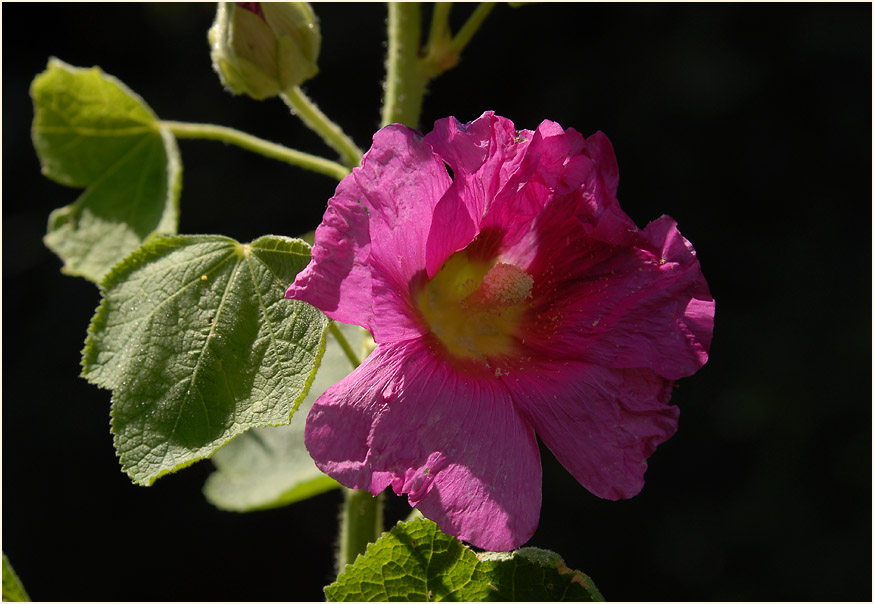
[481,119,591,253]
[423,112,528,277]
[497,175,713,380]
[305,339,542,551]
[510,361,678,500]
[287,124,452,342]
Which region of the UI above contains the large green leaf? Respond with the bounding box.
[32,57,181,283]
[325,518,604,602]
[203,321,371,511]
[2,554,30,602]
[82,234,328,486]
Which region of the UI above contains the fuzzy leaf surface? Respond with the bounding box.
[202,323,370,511]
[82,234,328,486]
[32,57,181,283]
[325,518,603,601]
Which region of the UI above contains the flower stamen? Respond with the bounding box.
[417,251,532,361]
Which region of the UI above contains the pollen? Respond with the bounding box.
[478,263,533,307]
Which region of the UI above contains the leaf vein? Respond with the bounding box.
[36,125,154,137]
[159,255,242,468]
[245,253,290,414]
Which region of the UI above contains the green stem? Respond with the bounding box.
[425,2,453,54]
[448,2,497,56]
[381,2,427,129]
[328,322,362,368]
[160,121,349,180]
[280,86,363,169]
[338,487,384,572]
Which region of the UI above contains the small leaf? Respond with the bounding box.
[325,519,603,602]
[82,234,329,486]
[32,57,181,283]
[202,322,369,511]
[2,554,31,602]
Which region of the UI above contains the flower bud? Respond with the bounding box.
[208,2,320,100]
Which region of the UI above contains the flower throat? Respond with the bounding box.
[416,249,533,362]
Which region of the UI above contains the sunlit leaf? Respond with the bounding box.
[325,518,604,601]
[32,57,181,283]
[82,234,328,485]
[203,321,372,511]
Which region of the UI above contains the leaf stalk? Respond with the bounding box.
[328,322,363,368]
[280,86,363,169]
[161,121,350,180]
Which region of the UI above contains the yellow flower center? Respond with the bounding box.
[416,250,533,361]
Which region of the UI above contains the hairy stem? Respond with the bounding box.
[161,121,350,180]
[280,86,363,169]
[337,487,384,572]
[381,2,426,129]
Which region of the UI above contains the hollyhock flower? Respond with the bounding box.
[286,111,714,551]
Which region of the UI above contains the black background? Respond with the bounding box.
[3,3,871,601]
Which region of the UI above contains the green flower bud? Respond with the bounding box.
[208,2,321,100]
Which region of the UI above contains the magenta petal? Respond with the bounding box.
[574,216,714,379]
[305,340,542,551]
[424,112,529,276]
[471,122,630,266]
[287,124,451,341]
[285,180,373,327]
[581,130,619,202]
[513,362,678,500]
[514,198,713,381]
[423,185,478,278]
[481,120,592,252]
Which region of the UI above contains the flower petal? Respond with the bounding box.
[305,339,542,551]
[507,191,713,380]
[424,112,529,276]
[287,124,451,342]
[482,120,593,254]
[511,361,678,500]
[285,179,372,325]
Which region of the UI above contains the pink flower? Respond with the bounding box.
[286,111,714,551]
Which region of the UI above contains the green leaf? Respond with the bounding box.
[478,549,604,602]
[82,234,329,486]
[32,57,181,284]
[2,554,31,602]
[202,417,340,511]
[202,322,371,511]
[325,518,604,602]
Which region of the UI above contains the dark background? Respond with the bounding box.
[3,3,871,601]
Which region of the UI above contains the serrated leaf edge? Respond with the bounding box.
[328,519,605,602]
[80,234,327,486]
